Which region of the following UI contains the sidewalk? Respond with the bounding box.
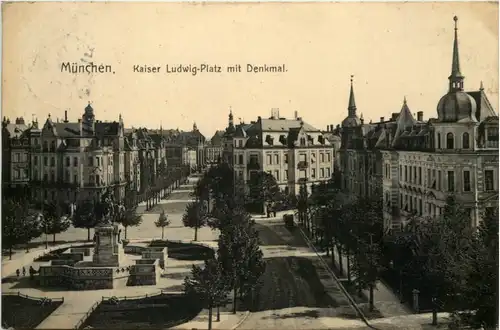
[172,311,250,330]
[298,225,411,318]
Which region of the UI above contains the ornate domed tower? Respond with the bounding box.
[434,17,479,151]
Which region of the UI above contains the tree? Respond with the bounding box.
[72,200,99,241]
[448,207,498,329]
[40,201,71,243]
[296,184,309,229]
[118,187,143,239]
[184,257,229,330]
[217,209,265,314]
[247,171,281,210]
[192,176,211,211]
[2,199,42,258]
[182,201,207,241]
[155,209,170,240]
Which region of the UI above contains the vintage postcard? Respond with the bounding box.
[1,2,498,330]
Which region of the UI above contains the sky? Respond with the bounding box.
[2,2,498,138]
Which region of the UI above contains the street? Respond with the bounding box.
[238,218,365,329]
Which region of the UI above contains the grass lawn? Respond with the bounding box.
[82,294,202,329]
[1,294,63,329]
[149,240,215,260]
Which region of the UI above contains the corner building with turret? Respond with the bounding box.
[338,17,499,233]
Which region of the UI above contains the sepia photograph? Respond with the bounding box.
[1,2,498,330]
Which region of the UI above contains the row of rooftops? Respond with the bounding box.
[2,105,206,152]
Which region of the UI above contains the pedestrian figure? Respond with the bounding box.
[22,267,26,277]
[16,269,20,278]
[29,266,35,280]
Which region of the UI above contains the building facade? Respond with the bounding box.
[338,17,499,232]
[223,108,336,195]
[204,130,224,165]
[2,103,173,205]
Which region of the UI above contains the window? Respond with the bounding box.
[33,169,38,180]
[418,167,422,185]
[284,170,288,180]
[485,170,494,191]
[437,133,441,149]
[311,168,316,178]
[50,172,55,182]
[73,174,78,183]
[326,153,331,162]
[463,170,471,192]
[88,157,93,166]
[399,165,402,178]
[50,141,56,151]
[65,170,70,181]
[419,199,423,216]
[275,170,280,181]
[238,140,243,147]
[34,138,39,145]
[326,167,330,178]
[413,166,417,183]
[15,153,20,162]
[66,157,70,167]
[14,169,20,179]
[50,157,55,166]
[320,168,325,178]
[43,173,48,181]
[274,154,279,165]
[96,157,100,166]
[238,154,243,165]
[447,171,455,192]
[43,156,48,166]
[320,153,325,162]
[409,166,413,183]
[462,132,470,149]
[73,157,78,167]
[427,169,431,187]
[34,156,38,166]
[385,192,390,206]
[43,141,48,151]
[438,171,442,190]
[404,165,408,181]
[400,193,403,208]
[300,138,306,146]
[446,133,454,149]
[267,154,272,165]
[284,154,288,164]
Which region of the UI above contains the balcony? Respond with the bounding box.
[297,161,308,169]
[247,161,261,170]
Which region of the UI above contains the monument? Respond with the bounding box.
[38,189,167,289]
[92,222,125,267]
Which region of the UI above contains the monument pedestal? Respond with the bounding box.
[93,223,125,267]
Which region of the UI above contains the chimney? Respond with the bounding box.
[326,125,330,132]
[330,124,334,132]
[64,110,69,123]
[294,111,298,120]
[380,117,385,122]
[391,113,399,121]
[417,111,423,122]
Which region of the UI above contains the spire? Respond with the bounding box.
[193,121,197,131]
[403,95,407,105]
[228,106,234,127]
[348,75,357,117]
[449,16,464,92]
[480,81,484,91]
